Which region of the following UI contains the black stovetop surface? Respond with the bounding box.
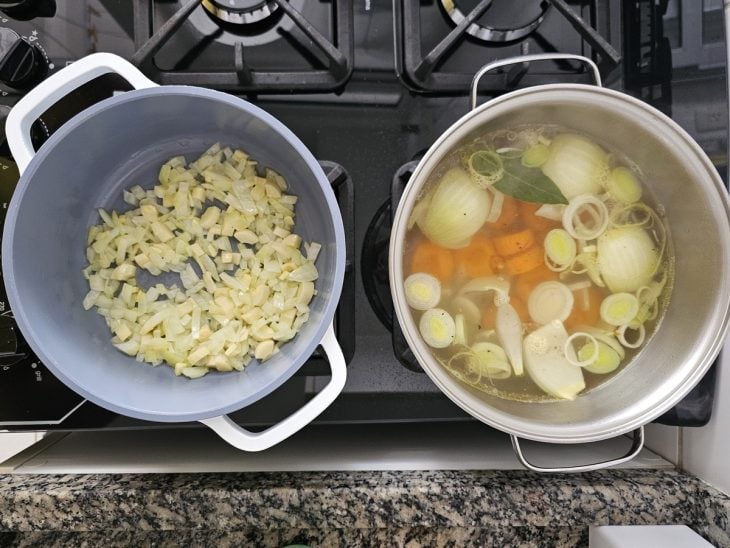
[0,0,726,430]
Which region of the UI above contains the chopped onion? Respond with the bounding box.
[523,321,585,400]
[458,276,510,306]
[541,133,609,200]
[407,192,432,230]
[454,313,467,346]
[404,272,441,311]
[471,341,511,379]
[535,203,565,221]
[417,168,491,248]
[419,308,456,349]
[597,226,659,293]
[607,166,643,203]
[600,292,639,326]
[83,146,318,376]
[486,189,505,223]
[452,296,482,326]
[544,229,577,271]
[496,302,523,376]
[562,194,609,241]
[527,281,574,325]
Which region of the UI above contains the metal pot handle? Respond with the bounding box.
[200,323,347,452]
[6,52,157,174]
[510,427,645,473]
[470,53,602,110]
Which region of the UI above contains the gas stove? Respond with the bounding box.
[0,0,725,432]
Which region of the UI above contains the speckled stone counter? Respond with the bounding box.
[0,469,727,547]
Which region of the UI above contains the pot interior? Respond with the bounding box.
[3,86,344,422]
[391,86,730,443]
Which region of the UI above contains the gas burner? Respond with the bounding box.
[439,0,550,43]
[201,0,279,26]
[361,161,423,373]
[131,0,353,92]
[361,199,393,331]
[394,0,621,93]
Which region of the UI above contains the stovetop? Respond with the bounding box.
[0,0,726,431]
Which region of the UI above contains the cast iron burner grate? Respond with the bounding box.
[393,0,621,93]
[130,0,353,92]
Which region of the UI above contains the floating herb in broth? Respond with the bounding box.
[404,124,673,403]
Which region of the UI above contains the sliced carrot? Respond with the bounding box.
[504,245,544,276]
[565,286,605,329]
[409,239,454,282]
[494,228,535,257]
[513,263,559,303]
[491,195,520,230]
[519,201,561,232]
[453,234,496,278]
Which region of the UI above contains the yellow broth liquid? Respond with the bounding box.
[403,125,673,402]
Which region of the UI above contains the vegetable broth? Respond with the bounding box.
[402,124,673,403]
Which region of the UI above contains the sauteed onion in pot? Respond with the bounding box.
[83,144,320,379]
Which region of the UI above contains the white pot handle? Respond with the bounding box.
[6,52,157,174]
[200,323,347,452]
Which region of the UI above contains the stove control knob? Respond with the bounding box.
[0,0,56,21]
[0,27,47,89]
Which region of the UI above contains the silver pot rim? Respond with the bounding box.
[389,83,730,444]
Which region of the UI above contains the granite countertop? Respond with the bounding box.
[0,468,728,547]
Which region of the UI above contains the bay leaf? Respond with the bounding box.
[493,158,568,205]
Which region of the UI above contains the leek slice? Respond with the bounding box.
[607,166,642,203]
[562,194,609,241]
[404,272,441,311]
[521,143,550,168]
[579,326,626,360]
[527,281,574,325]
[579,341,621,374]
[617,323,645,349]
[419,308,456,349]
[600,292,639,326]
[468,150,504,188]
[544,229,577,271]
[564,332,598,368]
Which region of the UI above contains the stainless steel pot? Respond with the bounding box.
[389,54,730,471]
[3,53,347,452]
